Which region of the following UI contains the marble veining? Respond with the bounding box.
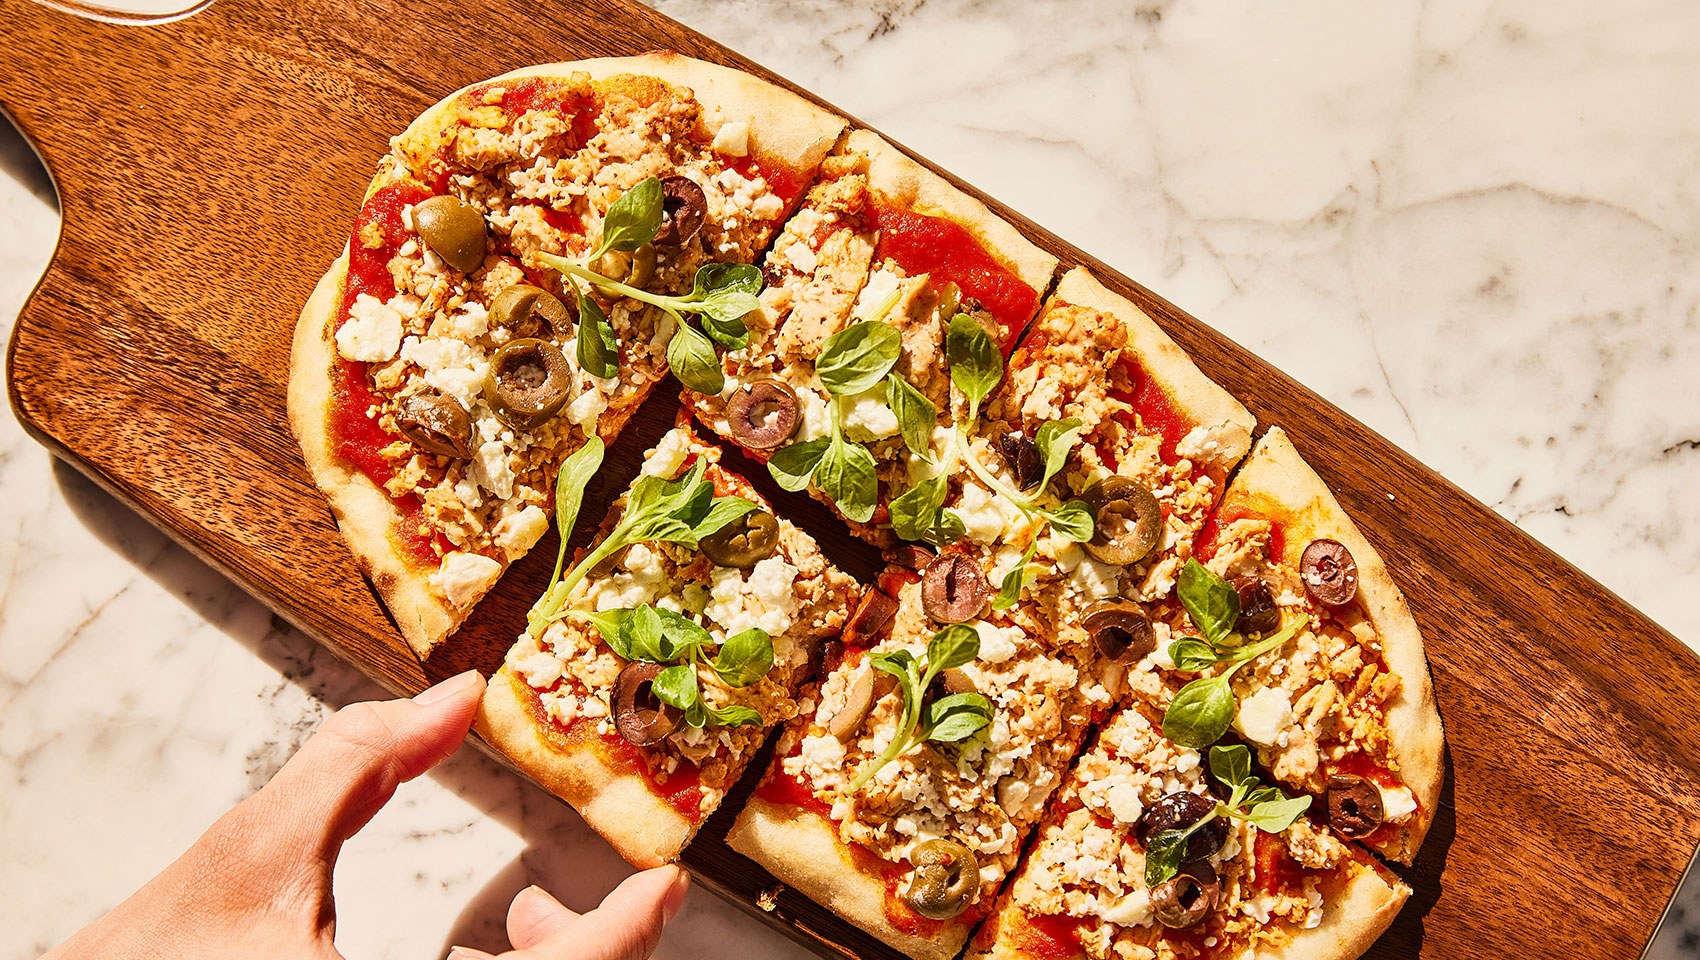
[1,1,1696,957]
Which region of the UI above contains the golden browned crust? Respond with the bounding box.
[475,666,695,869]
[1236,427,1446,863]
[727,795,977,960]
[845,128,1060,311]
[287,164,462,658]
[1053,266,1255,454]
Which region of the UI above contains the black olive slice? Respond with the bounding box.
[921,554,990,623]
[803,638,845,686]
[395,389,473,459]
[827,663,896,741]
[654,176,707,247]
[612,661,682,747]
[1301,539,1359,607]
[1082,600,1156,665]
[844,588,900,646]
[997,431,1043,491]
[488,283,571,338]
[884,544,937,571]
[1082,477,1163,565]
[1232,576,1281,636]
[1326,774,1384,837]
[905,839,981,920]
[484,338,572,429]
[698,510,780,568]
[727,380,801,451]
[1139,791,1227,863]
[1152,861,1219,929]
[413,194,487,274]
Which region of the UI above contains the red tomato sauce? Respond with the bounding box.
[869,202,1038,353]
[512,673,708,823]
[753,763,834,820]
[459,77,600,146]
[1105,356,1193,468]
[1194,500,1286,566]
[1009,912,1087,959]
[728,153,807,208]
[1254,829,1296,896]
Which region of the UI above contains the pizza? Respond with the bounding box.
[289,53,845,656]
[966,702,1409,960]
[475,421,856,867]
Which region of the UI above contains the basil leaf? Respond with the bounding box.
[1245,786,1284,807]
[768,437,831,492]
[576,290,619,379]
[927,623,981,673]
[707,703,764,727]
[1032,418,1083,493]
[693,496,759,540]
[935,509,966,544]
[666,320,724,395]
[926,692,994,742]
[946,313,1001,409]
[652,607,714,662]
[1170,639,1222,672]
[993,563,1028,611]
[890,474,948,543]
[555,438,604,543]
[627,515,698,550]
[816,321,902,397]
[582,609,629,646]
[871,648,917,676]
[691,261,763,300]
[1247,795,1312,834]
[815,437,879,524]
[599,176,663,253]
[1162,675,1236,748]
[669,480,714,527]
[1142,828,1192,888]
[652,663,699,708]
[1178,559,1239,646]
[651,459,707,515]
[885,372,937,461]
[624,605,669,663]
[1044,501,1096,543]
[713,628,775,687]
[684,699,708,728]
[1209,743,1253,790]
[700,310,752,350]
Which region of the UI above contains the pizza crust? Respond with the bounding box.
[1053,266,1255,456]
[727,794,978,960]
[475,666,695,869]
[846,128,1060,309]
[1235,427,1446,863]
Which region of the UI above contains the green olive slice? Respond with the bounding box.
[1081,476,1163,565]
[413,194,487,274]
[395,389,473,459]
[489,284,571,338]
[904,838,980,920]
[698,510,780,568]
[483,337,572,429]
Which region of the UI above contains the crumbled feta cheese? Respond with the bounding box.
[852,270,901,320]
[965,620,1023,664]
[511,651,563,688]
[1379,784,1418,822]
[1175,419,1252,466]
[703,554,800,637]
[400,336,488,408]
[1104,782,1144,824]
[711,120,750,156]
[1234,686,1295,746]
[493,504,548,555]
[566,385,606,431]
[442,301,490,340]
[956,483,1021,544]
[800,733,846,771]
[592,544,665,611]
[642,429,694,478]
[471,438,516,499]
[1099,888,1153,927]
[336,294,404,361]
[1069,556,1122,600]
[842,388,900,442]
[430,552,502,609]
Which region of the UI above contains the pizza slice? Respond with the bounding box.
[474,421,857,867]
[727,566,1117,960]
[290,54,847,657]
[968,702,1408,960]
[1150,427,1443,863]
[685,128,1060,544]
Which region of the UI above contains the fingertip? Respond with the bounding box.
[415,669,485,707]
[507,883,576,950]
[662,867,690,922]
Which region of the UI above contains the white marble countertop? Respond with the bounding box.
[3,0,1697,957]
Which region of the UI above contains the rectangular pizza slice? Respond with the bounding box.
[1147,427,1444,863]
[727,564,1119,960]
[684,128,1060,545]
[474,421,857,867]
[967,701,1409,960]
[291,53,848,657]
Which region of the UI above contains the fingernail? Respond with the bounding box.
[415,669,482,705]
[663,867,691,921]
[447,947,496,960]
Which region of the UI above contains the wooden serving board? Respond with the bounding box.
[4,1,1696,957]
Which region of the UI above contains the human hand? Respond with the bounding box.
[42,670,689,960]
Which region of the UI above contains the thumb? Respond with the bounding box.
[240,670,485,868]
[509,866,690,960]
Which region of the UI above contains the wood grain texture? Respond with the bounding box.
[1,1,1695,957]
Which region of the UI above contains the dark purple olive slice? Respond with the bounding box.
[1139,791,1227,863]
[1326,774,1384,837]
[1232,576,1281,636]
[413,194,487,274]
[654,176,707,247]
[1300,538,1359,607]
[489,283,572,338]
[1082,600,1155,665]
[612,661,682,747]
[844,588,900,646]
[396,389,473,458]
[998,431,1043,491]
[921,554,990,623]
[698,510,780,568]
[484,337,572,429]
[827,663,896,741]
[1082,477,1163,565]
[727,379,801,451]
[1152,860,1219,929]
[905,838,981,920]
[884,544,937,571]
[803,638,845,685]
